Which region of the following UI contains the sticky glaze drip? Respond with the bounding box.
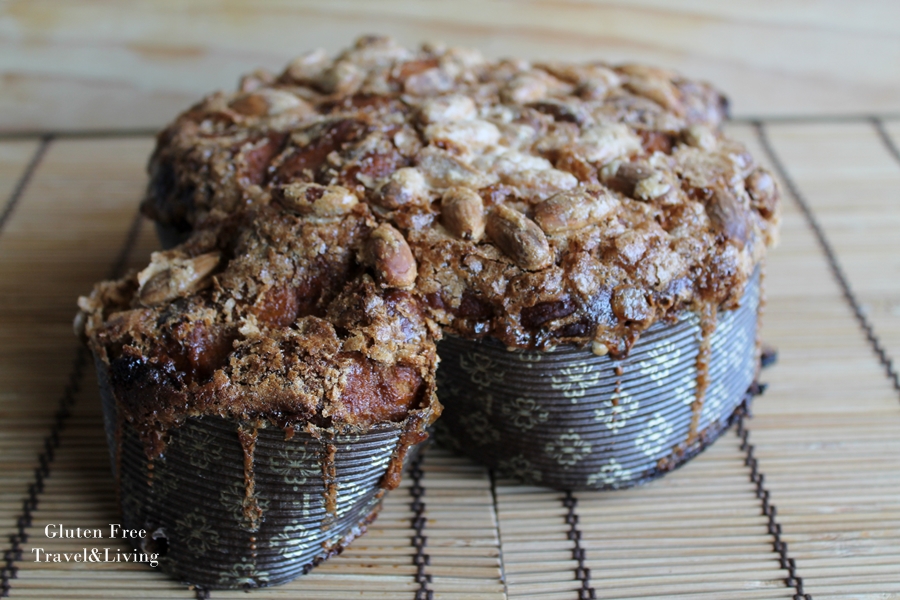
[146,458,154,489]
[687,304,718,445]
[83,266,440,478]
[237,423,263,532]
[381,415,429,490]
[321,440,338,522]
[612,366,623,427]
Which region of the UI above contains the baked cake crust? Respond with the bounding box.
[78,36,779,459]
[137,36,778,354]
[78,203,441,463]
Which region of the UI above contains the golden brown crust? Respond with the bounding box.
[78,203,440,448]
[136,36,777,353]
[79,36,778,438]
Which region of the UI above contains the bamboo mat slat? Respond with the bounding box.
[0,141,40,226]
[0,139,151,549]
[574,435,790,600]
[1,120,900,598]
[722,122,900,599]
[762,122,900,371]
[494,453,790,599]
[13,367,194,598]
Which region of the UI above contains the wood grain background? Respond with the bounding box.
[2,0,900,133]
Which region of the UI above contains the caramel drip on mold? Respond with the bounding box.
[687,304,718,445]
[237,422,263,532]
[612,364,623,426]
[146,456,154,489]
[380,415,429,490]
[321,439,338,523]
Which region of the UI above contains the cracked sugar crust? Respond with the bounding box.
[80,36,780,434]
[138,37,779,352]
[78,204,442,451]
[137,36,778,351]
[143,37,731,234]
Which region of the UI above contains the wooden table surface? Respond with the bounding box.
[2,0,900,132]
[1,3,900,599]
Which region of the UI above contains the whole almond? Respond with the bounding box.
[683,124,718,152]
[633,171,671,201]
[315,60,363,95]
[138,252,221,306]
[375,167,429,209]
[745,168,779,219]
[230,89,304,117]
[613,162,653,192]
[277,183,358,217]
[619,64,683,115]
[707,188,750,246]
[534,186,618,234]
[440,186,485,241]
[367,224,417,288]
[485,205,552,271]
[602,162,669,200]
[238,69,275,93]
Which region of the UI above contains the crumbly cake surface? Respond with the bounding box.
[79,36,780,440]
[79,204,441,451]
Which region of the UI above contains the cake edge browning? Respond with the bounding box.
[135,35,779,355]
[76,34,780,487]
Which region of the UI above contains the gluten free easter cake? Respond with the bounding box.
[77,35,780,588]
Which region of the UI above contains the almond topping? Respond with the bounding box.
[366,224,417,288]
[277,183,358,217]
[137,252,221,306]
[534,186,619,233]
[440,186,485,241]
[485,205,552,271]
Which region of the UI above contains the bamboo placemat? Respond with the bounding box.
[1,116,899,599]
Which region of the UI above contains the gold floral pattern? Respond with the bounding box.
[501,397,549,430]
[370,451,391,471]
[592,388,639,432]
[271,523,313,559]
[550,361,601,403]
[634,411,675,459]
[338,479,375,509]
[184,430,224,469]
[436,367,465,399]
[517,351,544,367]
[460,411,500,444]
[459,352,504,387]
[148,461,180,500]
[544,430,591,467]
[176,511,220,556]
[219,479,270,531]
[638,343,681,385]
[217,560,270,588]
[269,444,319,492]
[587,458,632,489]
